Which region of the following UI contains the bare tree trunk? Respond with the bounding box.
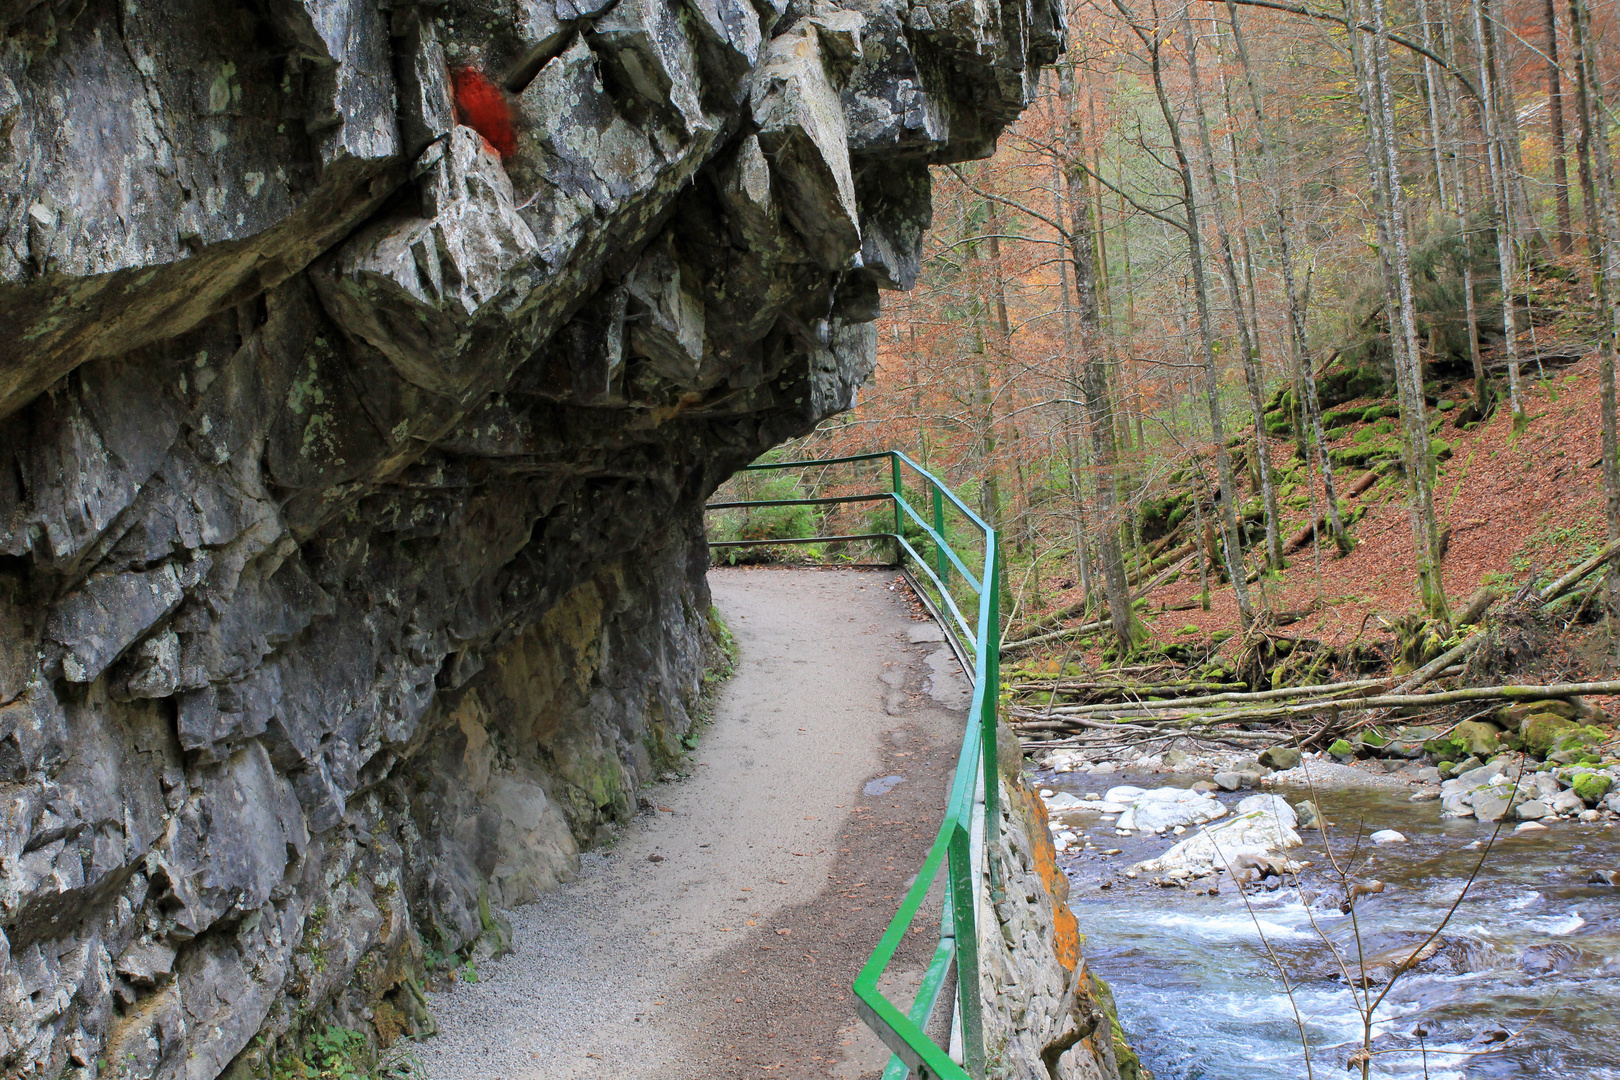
[1226,0,1351,553]
[1060,64,1140,653]
[1482,0,1540,255]
[1134,13,1254,625]
[1364,0,1452,623]
[1434,0,1488,404]
[1569,0,1620,624]
[1471,0,1526,420]
[970,310,1001,533]
[1052,149,1097,612]
[1182,8,1283,574]
[1547,0,1574,256]
[985,202,1032,556]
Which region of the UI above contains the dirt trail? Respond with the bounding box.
[422,567,970,1080]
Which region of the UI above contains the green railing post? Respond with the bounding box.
[891,452,904,566]
[982,538,1001,837]
[949,821,984,1078]
[933,483,949,587]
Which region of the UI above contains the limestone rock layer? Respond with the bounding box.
[0,1,1058,1075]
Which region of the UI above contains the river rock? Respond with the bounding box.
[1385,725,1441,759]
[1473,793,1515,822]
[1116,788,1227,833]
[1550,789,1587,816]
[1521,712,1579,758]
[1213,771,1245,792]
[1514,800,1551,821]
[1574,772,1614,804]
[1589,870,1620,886]
[1440,755,1484,778]
[1294,800,1321,830]
[1370,829,1407,844]
[1258,746,1301,771]
[1495,700,1578,732]
[1164,749,1196,770]
[1440,793,1475,818]
[1452,720,1507,759]
[1133,794,1301,876]
[1531,772,1562,800]
[1514,821,1549,833]
[1042,792,1085,811]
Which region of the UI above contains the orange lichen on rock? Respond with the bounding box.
[1012,781,1081,972]
[450,66,517,160]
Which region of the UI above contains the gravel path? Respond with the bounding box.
[421,567,969,1080]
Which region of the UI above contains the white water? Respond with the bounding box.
[1059,779,1620,1078]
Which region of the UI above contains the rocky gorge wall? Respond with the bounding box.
[0,1,1059,1076]
[980,735,1144,1080]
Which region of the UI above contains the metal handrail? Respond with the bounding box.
[706,450,1002,1080]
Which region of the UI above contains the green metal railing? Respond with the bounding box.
[707,450,1001,1080]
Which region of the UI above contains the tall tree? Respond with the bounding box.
[1470,0,1526,421]
[1121,0,1255,625]
[1225,0,1352,554]
[1182,7,1284,572]
[1569,0,1620,624]
[1547,0,1573,256]
[1059,64,1142,652]
[1357,0,1453,622]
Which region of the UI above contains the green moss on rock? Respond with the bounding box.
[1573,772,1613,803]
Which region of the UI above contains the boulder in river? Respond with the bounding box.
[1514,800,1551,821]
[1473,791,1515,822]
[1116,788,1227,833]
[1574,772,1614,805]
[1495,700,1578,732]
[1294,800,1321,830]
[1258,746,1301,771]
[1551,789,1587,815]
[1452,720,1507,759]
[1385,726,1441,759]
[1370,829,1407,844]
[1133,794,1301,876]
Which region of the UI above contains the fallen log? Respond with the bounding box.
[1006,679,1237,695]
[1000,620,1109,654]
[1035,677,1389,716]
[1132,554,1194,599]
[1536,537,1620,605]
[1283,514,1327,554]
[1346,470,1380,498]
[1013,678,1620,732]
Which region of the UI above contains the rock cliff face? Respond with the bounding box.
[0,1,1058,1075]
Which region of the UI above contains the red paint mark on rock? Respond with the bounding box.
[450,67,517,160]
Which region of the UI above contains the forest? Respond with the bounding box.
[716,0,1620,685]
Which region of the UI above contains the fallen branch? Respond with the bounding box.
[999,620,1110,654]
[1132,553,1194,599]
[1394,542,1620,694]
[1011,679,1620,734]
[1032,677,1388,716]
[1536,537,1620,605]
[1346,470,1380,498]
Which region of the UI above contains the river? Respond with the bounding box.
[1045,768,1620,1078]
